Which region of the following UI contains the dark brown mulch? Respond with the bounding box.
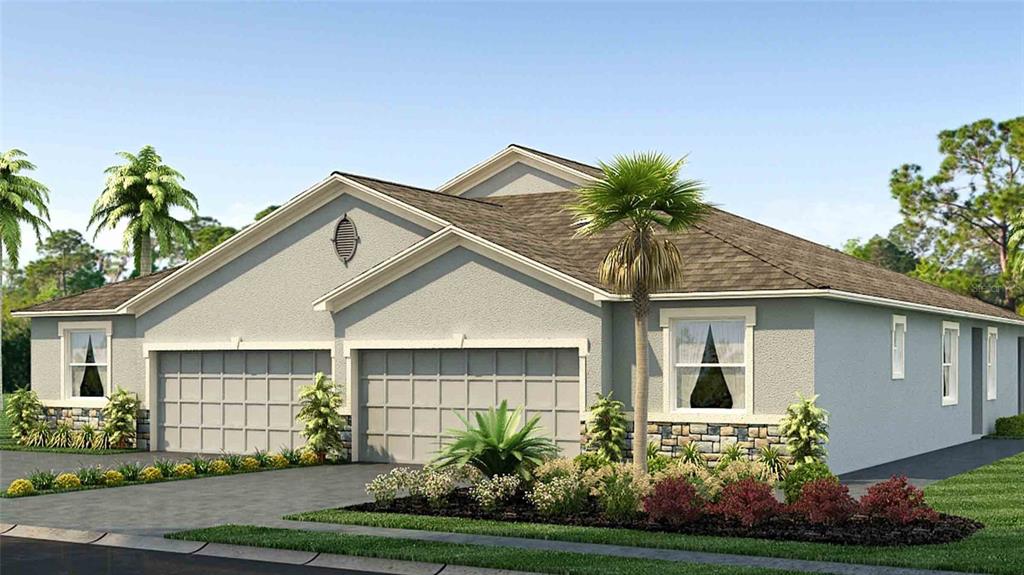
[345,490,982,547]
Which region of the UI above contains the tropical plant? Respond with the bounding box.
[47,421,74,449]
[778,393,829,466]
[645,441,673,473]
[0,149,51,268]
[116,462,143,482]
[6,479,35,497]
[27,469,56,491]
[88,145,198,276]
[586,392,627,462]
[71,424,96,450]
[91,427,111,450]
[574,451,611,472]
[187,456,211,475]
[76,466,105,486]
[101,387,139,448]
[296,372,346,463]
[221,452,244,470]
[718,443,745,465]
[433,400,559,480]
[678,442,707,466]
[780,461,835,504]
[25,420,50,447]
[279,447,301,465]
[571,152,709,472]
[756,444,789,480]
[251,448,271,467]
[4,387,43,444]
[152,459,176,477]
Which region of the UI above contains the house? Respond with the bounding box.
[15,145,1024,474]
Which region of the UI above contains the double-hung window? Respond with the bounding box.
[60,321,112,400]
[986,327,998,400]
[941,321,959,406]
[891,315,907,380]
[661,307,754,413]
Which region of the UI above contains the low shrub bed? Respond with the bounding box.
[992,414,1024,438]
[2,447,337,498]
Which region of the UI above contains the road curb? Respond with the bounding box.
[0,523,16,534]
[93,532,207,554]
[195,542,319,565]
[5,525,105,544]
[308,553,441,575]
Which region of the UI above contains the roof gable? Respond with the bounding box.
[436,145,598,197]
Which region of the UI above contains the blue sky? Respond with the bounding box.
[3,2,1022,264]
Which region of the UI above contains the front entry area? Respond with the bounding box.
[358,348,582,463]
[157,349,331,453]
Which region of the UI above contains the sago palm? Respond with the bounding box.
[571,152,709,472]
[0,149,51,268]
[88,145,198,276]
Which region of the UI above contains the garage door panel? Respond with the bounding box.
[496,381,525,405]
[413,380,438,404]
[440,350,464,375]
[413,351,439,375]
[366,407,386,433]
[440,409,465,432]
[388,408,411,434]
[526,381,555,407]
[413,408,439,434]
[555,350,579,376]
[525,350,553,375]
[387,379,412,404]
[440,380,466,406]
[496,350,523,375]
[468,350,494,375]
[468,380,494,407]
[386,351,412,375]
[158,350,319,454]
[557,381,580,409]
[365,379,386,404]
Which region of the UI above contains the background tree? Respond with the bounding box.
[571,153,709,472]
[890,117,1023,308]
[254,205,279,221]
[0,149,50,269]
[843,233,918,274]
[25,230,103,297]
[156,216,238,266]
[88,146,198,276]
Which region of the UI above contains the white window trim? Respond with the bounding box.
[941,321,959,406]
[892,314,907,380]
[986,327,998,401]
[58,320,113,405]
[660,306,755,415]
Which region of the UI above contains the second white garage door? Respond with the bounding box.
[157,349,331,453]
[358,348,581,463]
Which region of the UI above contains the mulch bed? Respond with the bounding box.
[346,490,982,547]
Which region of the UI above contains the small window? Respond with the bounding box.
[986,327,998,400]
[892,315,906,380]
[941,322,959,406]
[672,319,747,411]
[60,322,112,400]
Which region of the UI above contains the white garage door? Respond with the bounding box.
[359,348,581,463]
[157,350,331,453]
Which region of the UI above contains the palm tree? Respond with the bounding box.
[0,149,51,268]
[571,152,709,472]
[89,146,198,276]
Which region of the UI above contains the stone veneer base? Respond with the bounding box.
[582,421,788,463]
[42,407,151,450]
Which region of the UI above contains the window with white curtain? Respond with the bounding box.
[671,319,746,411]
[59,321,112,401]
[941,322,959,406]
[986,327,998,400]
[892,315,906,380]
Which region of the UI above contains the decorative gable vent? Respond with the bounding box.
[332,214,359,263]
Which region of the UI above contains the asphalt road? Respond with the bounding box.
[0,537,374,575]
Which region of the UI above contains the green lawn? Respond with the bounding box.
[167,525,804,575]
[285,452,1024,575]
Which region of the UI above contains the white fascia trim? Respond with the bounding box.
[118,175,447,317]
[342,336,589,358]
[635,411,784,425]
[12,309,125,318]
[437,146,597,196]
[42,398,109,409]
[142,340,334,354]
[314,226,609,312]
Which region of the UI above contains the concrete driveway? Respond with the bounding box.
[0,454,391,536]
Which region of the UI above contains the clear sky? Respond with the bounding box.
[3,2,1022,264]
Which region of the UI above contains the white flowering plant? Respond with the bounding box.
[470,474,521,511]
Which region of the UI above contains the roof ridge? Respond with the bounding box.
[335,171,503,207]
[691,221,822,289]
[508,144,603,176]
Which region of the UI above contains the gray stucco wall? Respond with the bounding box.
[333,246,604,401]
[461,162,576,198]
[607,298,816,415]
[30,315,143,400]
[814,299,1023,474]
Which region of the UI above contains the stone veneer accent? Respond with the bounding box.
[42,407,151,450]
[582,420,789,463]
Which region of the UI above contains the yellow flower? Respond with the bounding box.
[6,479,35,497]
[54,473,82,490]
[139,466,163,482]
[209,460,231,474]
[173,463,197,478]
[103,470,125,486]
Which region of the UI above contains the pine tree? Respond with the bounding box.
[689,326,733,409]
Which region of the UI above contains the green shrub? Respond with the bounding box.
[646,441,673,474]
[25,420,50,447]
[48,422,74,449]
[366,468,417,505]
[91,427,111,450]
[116,462,143,482]
[410,468,459,507]
[139,466,162,482]
[222,453,244,470]
[718,443,745,465]
[574,451,611,472]
[251,448,271,467]
[433,400,558,480]
[778,393,829,466]
[27,469,56,491]
[780,461,835,504]
[591,464,649,522]
[279,447,301,465]
[297,373,347,463]
[187,457,210,475]
[54,473,82,490]
[678,442,706,466]
[528,475,589,517]
[153,459,176,477]
[102,388,139,448]
[4,388,43,445]
[103,470,125,486]
[586,392,627,462]
[70,424,96,449]
[756,445,788,481]
[715,459,773,486]
[173,463,197,478]
[76,466,104,486]
[469,474,521,511]
[994,414,1024,437]
[7,479,35,497]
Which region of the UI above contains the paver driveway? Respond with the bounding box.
[0,452,391,536]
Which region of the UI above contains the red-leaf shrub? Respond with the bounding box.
[710,478,782,527]
[791,478,858,525]
[644,476,704,526]
[860,476,939,525]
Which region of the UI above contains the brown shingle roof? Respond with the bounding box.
[16,267,180,313]
[510,144,604,178]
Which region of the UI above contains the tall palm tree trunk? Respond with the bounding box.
[632,288,650,473]
[138,233,153,277]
